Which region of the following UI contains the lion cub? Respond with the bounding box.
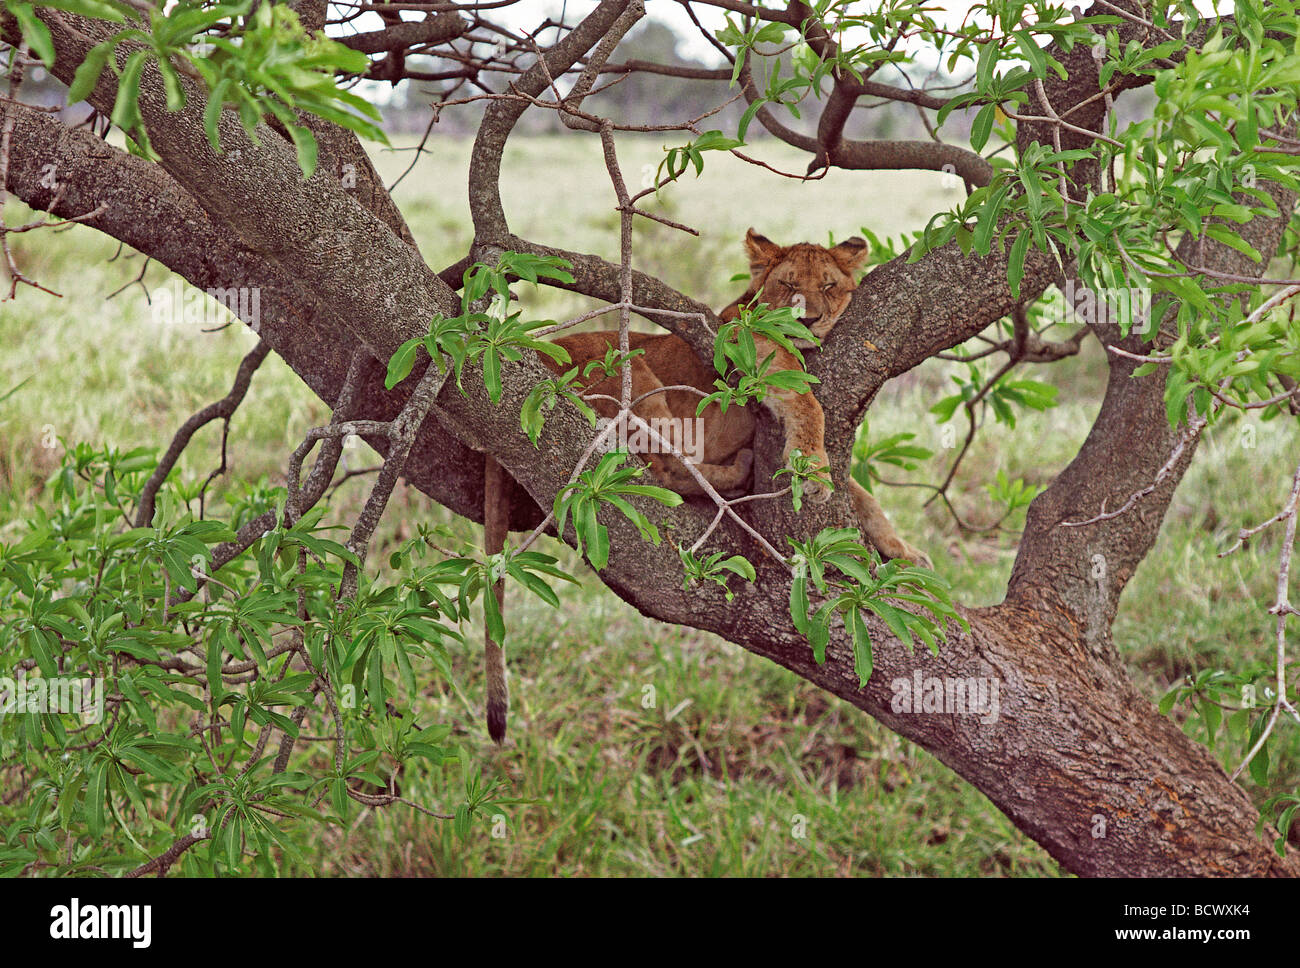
[482,229,929,742]
[544,228,929,566]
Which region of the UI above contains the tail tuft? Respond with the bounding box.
[487,696,508,744]
[484,638,508,744]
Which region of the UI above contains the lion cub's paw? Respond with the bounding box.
[802,475,834,504]
[880,538,932,570]
[795,451,834,504]
[716,449,755,498]
[734,448,754,478]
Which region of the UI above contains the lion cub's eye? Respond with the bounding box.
[821,283,836,293]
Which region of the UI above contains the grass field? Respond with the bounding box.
[1,133,1295,876]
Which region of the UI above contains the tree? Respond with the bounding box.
[2,0,1299,876]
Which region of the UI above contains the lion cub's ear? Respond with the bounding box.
[831,236,870,273]
[744,228,782,278]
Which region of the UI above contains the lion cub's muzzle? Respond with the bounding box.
[791,313,840,350]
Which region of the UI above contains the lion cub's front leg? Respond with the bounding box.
[751,339,929,565]
[850,479,931,567]
[754,336,833,502]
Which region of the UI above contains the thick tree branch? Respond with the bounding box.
[736,47,994,187]
[28,9,460,364]
[337,12,467,53]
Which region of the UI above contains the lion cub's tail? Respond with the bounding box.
[483,456,510,743]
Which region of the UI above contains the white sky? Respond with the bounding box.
[404,0,995,63]
[342,0,1231,70]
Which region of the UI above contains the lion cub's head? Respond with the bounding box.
[741,228,869,343]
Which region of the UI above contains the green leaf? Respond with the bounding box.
[929,393,964,424]
[158,59,187,112]
[111,50,149,133]
[790,573,810,634]
[848,607,874,686]
[287,124,318,180]
[67,40,115,104]
[482,583,505,645]
[692,130,744,152]
[11,4,55,68]
[203,78,231,152]
[1205,223,1261,263]
[1007,231,1030,299]
[970,103,997,153]
[38,0,126,21]
[1013,30,1046,78]
[976,40,997,92]
[28,629,57,677]
[454,802,472,841]
[721,555,754,582]
[385,337,423,390]
[85,761,108,838]
[808,605,832,664]
[483,348,502,404]
[1248,739,1269,785]
[367,642,385,713]
[331,778,350,819]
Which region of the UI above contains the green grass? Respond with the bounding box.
[1,134,1294,876]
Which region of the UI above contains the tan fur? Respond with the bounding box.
[544,229,928,564]
[480,229,929,740]
[483,456,510,743]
